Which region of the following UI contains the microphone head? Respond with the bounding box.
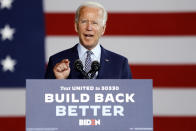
[91,61,100,71]
[74,59,83,71]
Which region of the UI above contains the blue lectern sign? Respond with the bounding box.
[26,79,153,131]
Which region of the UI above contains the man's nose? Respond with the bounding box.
[86,22,92,31]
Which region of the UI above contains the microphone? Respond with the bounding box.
[88,61,100,79]
[74,59,89,79]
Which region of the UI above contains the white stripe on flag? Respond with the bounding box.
[44,0,196,12]
[0,88,25,116]
[153,88,196,116]
[45,36,196,64]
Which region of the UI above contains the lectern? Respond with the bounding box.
[26,79,153,131]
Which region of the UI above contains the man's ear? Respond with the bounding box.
[74,22,78,33]
[101,24,106,35]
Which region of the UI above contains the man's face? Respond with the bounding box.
[75,6,106,50]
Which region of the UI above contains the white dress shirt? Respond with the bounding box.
[77,43,101,77]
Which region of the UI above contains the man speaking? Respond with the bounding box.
[45,1,132,79]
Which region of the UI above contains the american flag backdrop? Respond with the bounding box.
[0,0,196,130]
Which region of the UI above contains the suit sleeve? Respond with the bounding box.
[122,58,132,79]
[44,56,56,79]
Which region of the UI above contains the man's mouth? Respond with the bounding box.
[84,34,94,38]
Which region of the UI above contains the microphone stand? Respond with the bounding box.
[74,60,100,79]
[87,61,100,79]
[74,59,89,79]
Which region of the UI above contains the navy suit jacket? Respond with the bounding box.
[45,44,132,79]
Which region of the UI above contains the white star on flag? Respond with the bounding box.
[0,0,14,9]
[0,24,15,41]
[1,55,17,72]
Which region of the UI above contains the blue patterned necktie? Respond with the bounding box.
[84,50,93,73]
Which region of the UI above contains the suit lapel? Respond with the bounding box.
[97,46,110,79]
[69,44,83,79]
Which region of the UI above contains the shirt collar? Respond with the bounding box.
[77,43,101,59]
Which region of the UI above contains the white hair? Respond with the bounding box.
[75,1,108,26]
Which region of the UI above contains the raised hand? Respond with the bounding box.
[53,59,70,79]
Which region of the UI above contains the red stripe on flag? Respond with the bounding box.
[1,117,196,131]
[45,12,196,36]
[0,117,25,131]
[154,116,196,131]
[131,64,196,87]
